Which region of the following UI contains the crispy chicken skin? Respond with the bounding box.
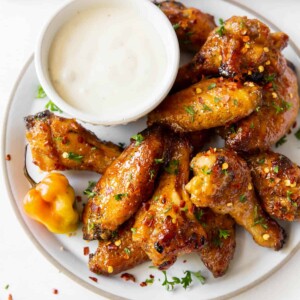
[82,125,167,241]
[132,136,206,269]
[148,78,262,132]
[174,16,288,91]
[247,151,300,221]
[196,208,236,278]
[25,110,122,173]
[89,219,148,276]
[186,148,285,250]
[222,67,299,152]
[157,1,216,53]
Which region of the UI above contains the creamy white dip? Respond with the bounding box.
[48,3,167,117]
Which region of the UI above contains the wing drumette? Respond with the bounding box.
[186,148,285,250]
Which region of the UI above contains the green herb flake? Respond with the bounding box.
[195,209,204,222]
[214,97,221,103]
[219,229,230,239]
[256,106,261,112]
[83,181,97,198]
[201,167,212,175]
[149,169,155,180]
[239,194,247,203]
[164,204,173,214]
[45,100,63,113]
[184,105,196,122]
[37,85,46,98]
[275,135,287,148]
[165,159,179,174]
[207,83,217,90]
[264,74,276,83]
[273,165,279,174]
[258,158,265,165]
[124,247,131,255]
[155,158,164,164]
[253,205,268,229]
[118,142,126,148]
[233,99,238,106]
[4,284,9,290]
[162,271,180,291]
[295,128,300,140]
[63,152,83,162]
[131,227,137,234]
[202,104,213,112]
[114,193,128,201]
[216,18,225,36]
[250,122,255,129]
[145,277,155,285]
[131,133,144,146]
[287,190,293,201]
[173,23,180,30]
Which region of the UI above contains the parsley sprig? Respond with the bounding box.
[131,134,144,146]
[83,181,97,198]
[36,85,46,98]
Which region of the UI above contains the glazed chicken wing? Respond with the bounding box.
[148,78,262,132]
[174,16,288,91]
[82,125,167,240]
[247,151,300,221]
[196,208,236,278]
[186,148,285,250]
[157,1,216,53]
[89,219,148,276]
[222,66,299,152]
[132,136,206,269]
[25,110,122,173]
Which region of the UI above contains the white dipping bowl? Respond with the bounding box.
[35,0,179,125]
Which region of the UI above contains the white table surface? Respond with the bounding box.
[0,0,300,299]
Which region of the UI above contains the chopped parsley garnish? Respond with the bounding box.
[45,100,63,113]
[273,165,279,174]
[4,284,9,290]
[239,194,247,203]
[258,158,265,164]
[165,159,179,174]
[161,270,205,291]
[201,167,212,175]
[272,100,292,114]
[207,83,217,90]
[37,85,46,98]
[173,23,180,30]
[202,104,213,112]
[63,152,83,162]
[295,128,300,140]
[83,181,97,198]
[253,205,268,229]
[214,97,221,103]
[256,106,261,112]
[155,158,164,164]
[219,229,230,239]
[114,193,128,201]
[145,277,154,285]
[264,74,276,83]
[216,18,225,36]
[124,247,131,255]
[118,142,126,148]
[250,122,255,129]
[131,133,144,146]
[184,105,196,122]
[149,169,155,180]
[163,204,173,214]
[275,135,287,147]
[287,190,293,201]
[233,99,238,106]
[131,227,137,234]
[195,209,204,222]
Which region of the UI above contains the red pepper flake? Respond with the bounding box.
[183,260,187,263]
[8,295,13,300]
[61,136,69,144]
[76,196,82,202]
[89,276,98,283]
[5,154,11,161]
[121,273,136,282]
[293,121,297,129]
[149,274,154,279]
[140,282,147,287]
[77,136,84,143]
[53,289,59,295]
[83,246,90,256]
[107,243,118,250]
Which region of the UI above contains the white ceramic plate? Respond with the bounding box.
[2,1,300,299]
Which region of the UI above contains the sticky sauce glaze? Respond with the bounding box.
[48,3,167,118]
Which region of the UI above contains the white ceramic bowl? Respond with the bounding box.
[35,0,179,125]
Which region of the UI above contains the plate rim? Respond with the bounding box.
[1,1,300,299]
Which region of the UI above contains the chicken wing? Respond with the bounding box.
[174,16,288,91]
[82,125,168,240]
[25,110,122,173]
[157,1,216,53]
[148,78,262,132]
[196,208,236,278]
[186,148,285,250]
[247,151,300,221]
[221,66,299,152]
[89,219,148,276]
[132,136,206,269]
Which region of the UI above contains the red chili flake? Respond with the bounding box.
[107,243,118,250]
[8,295,13,300]
[121,273,136,282]
[179,200,186,208]
[288,129,292,134]
[76,196,82,202]
[53,289,59,295]
[62,136,69,144]
[142,202,150,211]
[149,274,154,279]
[140,282,147,287]
[183,260,187,263]
[83,247,90,256]
[293,121,297,128]
[5,154,11,161]
[77,136,84,143]
[89,276,98,283]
